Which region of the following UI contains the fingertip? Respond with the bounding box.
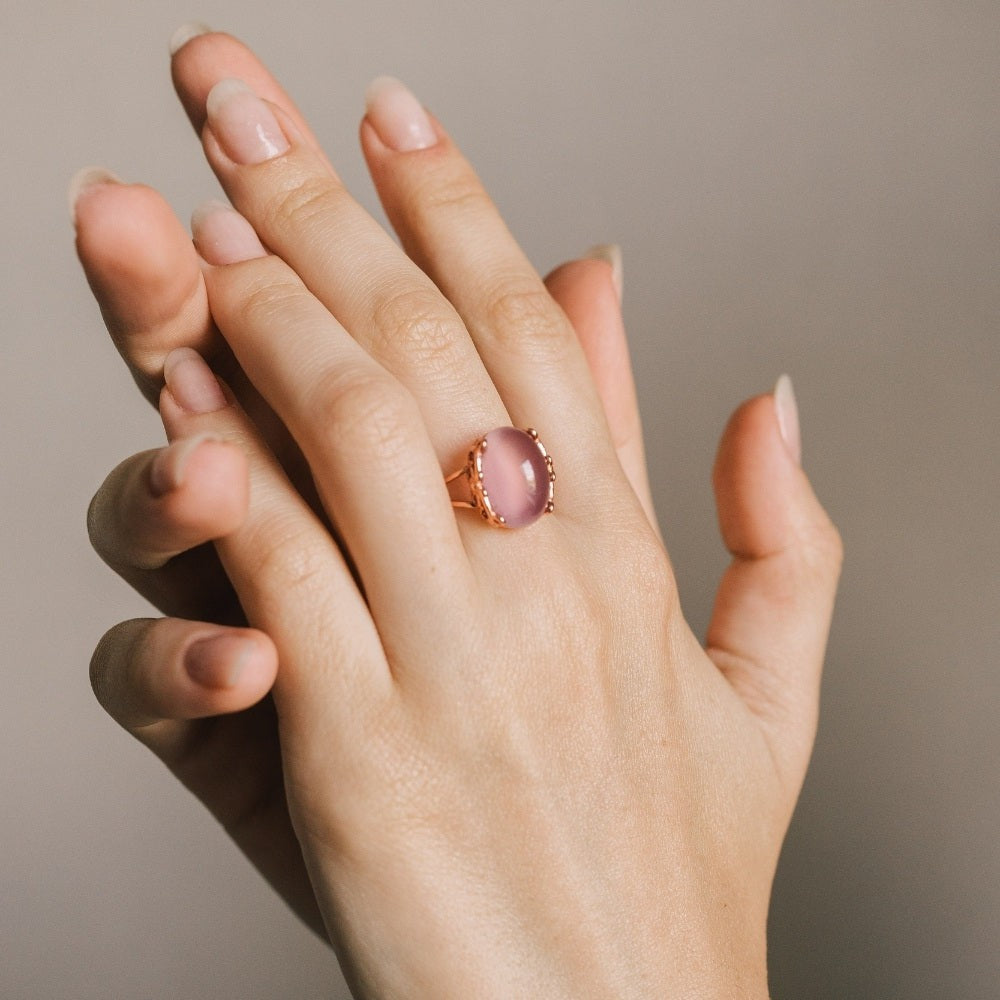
[91,618,276,732]
[69,166,123,226]
[359,108,455,194]
[184,627,277,696]
[157,364,234,441]
[74,180,182,274]
[74,181,211,376]
[170,29,319,152]
[153,437,250,537]
[712,393,796,558]
[544,256,616,305]
[713,388,841,570]
[90,439,250,579]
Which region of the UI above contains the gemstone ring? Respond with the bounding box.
[445,427,555,529]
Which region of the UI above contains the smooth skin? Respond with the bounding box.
[76,29,841,1000]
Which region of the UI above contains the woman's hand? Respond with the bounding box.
[77,32,649,941]
[79,29,842,998]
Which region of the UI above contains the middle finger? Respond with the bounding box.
[198,78,508,468]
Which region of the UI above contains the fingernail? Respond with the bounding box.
[68,166,122,225]
[149,433,225,497]
[163,348,228,414]
[585,243,624,304]
[206,78,290,165]
[192,200,268,265]
[169,21,212,56]
[773,373,802,466]
[186,632,254,689]
[364,76,437,152]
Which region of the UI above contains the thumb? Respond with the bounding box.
[706,376,843,793]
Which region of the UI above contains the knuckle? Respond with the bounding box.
[313,371,417,465]
[416,170,491,218]
[481,277,570,358]
[237,273,306,330]
[244,517,332,602]
[369,287,463,373]
[261,174,345,234]
[612,530,678,617]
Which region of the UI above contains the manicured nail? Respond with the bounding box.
[185,632,254,689]
[205,78,290,165]
[67,166,122,224]
[149,433,224,497]
[364,76,437,152]
[774,373,802,466]
[192,200,268,265]
[163,348,228,414]
[169,21,212,56]
[585,243,624,304]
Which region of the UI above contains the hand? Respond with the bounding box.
[99,32,838,998]
[82,30,842,998]
[77,33,650,942]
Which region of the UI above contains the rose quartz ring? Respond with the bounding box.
[445,427,555,528]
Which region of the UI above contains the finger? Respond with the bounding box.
[90,615,326,936]
[186,212,472,640]
[360,78,623,514]
[705,377,843,792]
[87,435,248,621]
[71,171,309,496]
[542,248,660,535]
[170,29,504,465]
[90,617,276,735]
[189,77,506,470]
[170,26,328,160]
[157,348,388,720]
[71,171,214,405]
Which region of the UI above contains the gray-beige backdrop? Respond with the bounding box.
[2,1,996,997]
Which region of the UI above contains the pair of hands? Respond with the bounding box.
[76,27,841,999]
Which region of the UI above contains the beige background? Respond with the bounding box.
[1,1,996,997]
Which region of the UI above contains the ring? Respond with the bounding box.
[445,427,555,529]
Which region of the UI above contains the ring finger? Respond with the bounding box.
[360,80,623,524]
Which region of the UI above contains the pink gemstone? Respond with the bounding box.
[480,427,551,528]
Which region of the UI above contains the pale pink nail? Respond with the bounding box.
[185,632,254,689]
[169,21,212,56]
[585,243,624,305]
[205,78,290,165]
[149,433,224,497]
[364,76,437,152]
[163,348,228,414]
[68,166,122,225]
[774,373,802,466]
[192,200,268,265]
